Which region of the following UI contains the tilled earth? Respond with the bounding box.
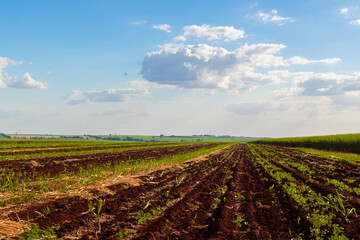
[0,143,219,179]
[2,144,360,239]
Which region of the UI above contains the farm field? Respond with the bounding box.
[252,133,360,154]
[0,141,359,239]
[297,148,360,164]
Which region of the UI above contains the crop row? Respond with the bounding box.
[3,143,360,239]
[0,143,226,207]
[0,142,205,161]
[11,144,309,239]
[248,144,359,239]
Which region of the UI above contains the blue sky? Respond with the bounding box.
[1,0,360,137]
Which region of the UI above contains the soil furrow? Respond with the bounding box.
[131,147,239,239]
[0,144,220,179]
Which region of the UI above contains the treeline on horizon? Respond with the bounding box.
[251,133,360,154]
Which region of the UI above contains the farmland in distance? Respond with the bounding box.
[0,139,359,239]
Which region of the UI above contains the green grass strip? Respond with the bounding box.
[297,147,360,164]
[0,142,203,161]
[251,133,360,154]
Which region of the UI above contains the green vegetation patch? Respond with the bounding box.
[0,143,232,206]
[251,133,360,154]
[297,148,360,163]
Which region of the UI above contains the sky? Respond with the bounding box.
[1,0,360,137]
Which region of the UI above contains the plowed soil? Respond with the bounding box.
[2,144,360,239]
[0,143,219,179]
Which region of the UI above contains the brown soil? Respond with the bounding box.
[252,144,360,239]
[0,143,219,180]
[3,144,360,239]
[4,144,314,240]
[0,143,169,156]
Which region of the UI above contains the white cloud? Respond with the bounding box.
[274,72,360,97]
[183,24,245,41]
[0,57,48,89]
[257,9,294,25]
[152,24,171,33]
[172,35,187,42]
[7,73,48,89]
[66,87,148,105]
[288,56,340,65]
[0,57,18,88]
[0,57,17,76]
[142,43,341,92]
[130,80,177,89]
[341,8,349,14]
[0,78,5,88]
[350,19,360,25]
[133,20,147,25]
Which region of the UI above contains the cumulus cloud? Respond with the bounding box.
[0,57,47,89]
[350,19,360,25]
[288,56,340,65]
[66,87,148,105]
[152,24,171,32]
[0,57,17,75]
[7,73,48,89]
[183,25,245,41]
[172,35,187,42]
[274,72,360,97]
[0,57,17,88]
[142,43,340,92]
[257,10,294,25]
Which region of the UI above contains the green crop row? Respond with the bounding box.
[251,133,360,154]
[247,144,356,240]
[260,145,360,197]
[0,139,164,151]
[0,142,205,161]
[0,143,231,206]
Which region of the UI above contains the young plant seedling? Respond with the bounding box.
[88,198,103,233]
[116,230,135,240]
[191,213,197,227]
[317,193,357,222]
[42,206,50,215]
[236,193,245,200]
[233,216,248,229]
